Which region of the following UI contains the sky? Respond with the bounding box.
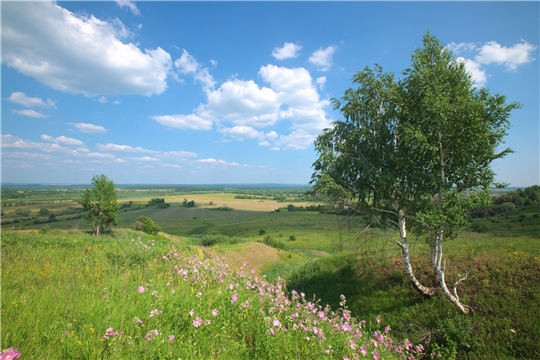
[1,1,539,186]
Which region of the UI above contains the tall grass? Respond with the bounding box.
[2,229,421,359]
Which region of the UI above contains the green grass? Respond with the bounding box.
[1,229,408,359]
[469,203,540,238]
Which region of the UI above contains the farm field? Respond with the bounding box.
[1,185,539,359]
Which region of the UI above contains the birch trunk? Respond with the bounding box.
[397,209,439,296]
[433,230,471,313]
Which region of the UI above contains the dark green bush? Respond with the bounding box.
[134,216,161,235]
[262,235,286,250]
[200,234,243,247]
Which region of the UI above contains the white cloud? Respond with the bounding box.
[316,76,326,89]
[96,143,152,153]
[272,42,302,60]
[88,152,115,159]
[198,158,240,166]
[457,57,487,87]
[74,123,107,133]
[219,126,263,141]
[130,156,160,162]
[1,134,83,156]
[475,40,537,70]
[11,109,48,118]
[162,150,197,158]
[447,42,477,54]
[2,151,55,160]
[98,96,108,104]
[2,2,171,96]
[205,79,279,127]
[114,158,126,163]
[309,45,337,71]
[7,92,56,108]
[150,114,213,131]
[161,164,181,169]
[210,60,218,67]
[41,134,84,147]
[115,0,141,16]
[174,50,216,92]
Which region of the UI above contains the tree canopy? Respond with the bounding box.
[78,174,120,236]
[311,32,521,313]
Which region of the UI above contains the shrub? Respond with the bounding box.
[262,235,286,250]
[134,216,161,235]
[470,222,488,233]
[157,203,170,209]
[259,229,266,235]
[289,235,296,241]
[200,234,243,247]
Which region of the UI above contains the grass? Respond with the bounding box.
[1,229,413,359]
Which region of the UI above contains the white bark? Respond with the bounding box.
[397,209,439,296]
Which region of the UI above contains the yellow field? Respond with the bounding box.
[124,193,316,212]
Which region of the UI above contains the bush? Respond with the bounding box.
[259,229,266,235]
[157,203,170,209]
[470,222,489,233]
[134,216,161,235]
[289,235,296,241]
[262,235,286,250]
[200,234,243,247]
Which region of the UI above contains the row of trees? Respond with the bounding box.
[311,32,520,313]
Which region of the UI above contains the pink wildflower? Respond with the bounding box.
[137,286,145,293]
[135,318,143,324]
[212,309,218,317]
[0,348,21,360]
[193,316,202,328]
[273,319,281,327]
[168,335,175,344]
[189,309,195,316]
[231,292,239,303]
[373,353,380,360]
[151,290,157,296]
[243,300,250,308]
[360,345,367,356]
[376,316,381,324]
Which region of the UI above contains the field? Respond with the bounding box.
[1,185,540,359]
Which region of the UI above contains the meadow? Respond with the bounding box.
[1,186,539,359]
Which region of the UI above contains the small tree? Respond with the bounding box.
[78,175,120,236]
[312,32,520,313]
[134,216,161,235]
[39,208,49,216]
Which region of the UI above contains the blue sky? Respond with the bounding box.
[2,1,538,186]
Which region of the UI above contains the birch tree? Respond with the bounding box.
[79,174,120,236]
[311,32,520,313]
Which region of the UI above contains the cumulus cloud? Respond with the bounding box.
[150,114,213,130]
[175,50,216,92]
[449,40,536,86]
[73,123,107,133]
[272,42,302,60]
[41,134,84,147]
[309,46,337,71]
[218,126,263,141]
[316,77,326,89]
[161,164,181,169]
[87,152,116,159]
[475,40,537,70]
[2,1,171,96]
[115,0,141,16]
[11,109,48,118]
[457,57,487,86]
[7,92,56,108]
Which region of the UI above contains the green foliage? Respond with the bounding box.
[469,222,489,233]
[14,209,31,217]
[431,313,472,359]
[147,198,165,206]
[289,235,296,241]
[39,208,49,216]
[200,234,243,247]
[134,216,161,235]
[259,228,266,235]
[182,198,195,207]
[261,235,286,250]
[78,175,120,236]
